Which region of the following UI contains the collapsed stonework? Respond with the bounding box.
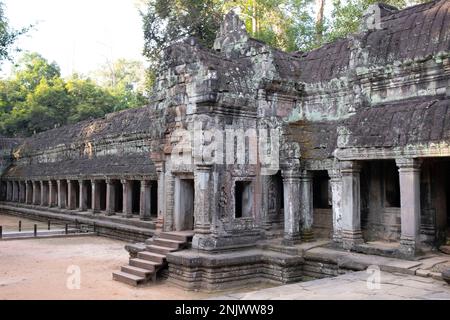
[1,1,450,290]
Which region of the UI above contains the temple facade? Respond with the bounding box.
[1,1,450,290]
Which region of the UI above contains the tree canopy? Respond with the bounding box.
[142,0,430,58]
[0,53,147,137]
[0,1,30,67]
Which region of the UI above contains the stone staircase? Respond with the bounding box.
[112,231,193,286]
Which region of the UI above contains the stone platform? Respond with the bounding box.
[211,271,450,300]
[164,238,450,292]
[0,202,155,242]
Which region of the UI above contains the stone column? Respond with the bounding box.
[396,158,422,257]
[121,179,133,218]
[6,181,12,201]
[32,181,40,205]
[300,170,314,241]
[12,181,18,202]
[155,162,165,229]
[194,165,212,234]
[106,179,116,216]
[341,161,364,249]
[78,180,88,211]
[139,180,152,221]
[281,169,302,245]
[48,181,57,207]
[91,180,101,213]
[40,181,48,206]
[328,168,343,243]
[25,181,32,204]
[19,181,25,203]
[67,180,77,210]
[57,179,66,208]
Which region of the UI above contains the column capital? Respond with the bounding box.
[396,158,422,171]
[154,161,165,173]
[328,168,342,180]
[281,168,301,180]
[106,178,115,184]
[299,169,313,180]
[120,179,128,185]
[195,164,213,172]
[340,161,361,174]
[141,180,152,187]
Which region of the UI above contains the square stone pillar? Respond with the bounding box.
[300,170,314,242]
[106,179,116,216]
[340,161,364,249]
[67,180,77,210]
[32,181,40,205]
[78,180,88,211]
[91,180,101,213]
[40,181,48,206]
[396,158,422,257]
[12,181,18,202]
[121,179,133,218]
[48,181,57,207]
[281,169,302,245]
[194,165,212,232]
[6,181,12,201]
[19,182,26,203]
[328,168,343,243]
[57,179,67,208]
[155,162,165,229]
[139,180,152,221]
[25,181,32,204]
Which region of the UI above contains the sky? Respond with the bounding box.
[1,0,147,78]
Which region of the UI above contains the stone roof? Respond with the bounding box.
[18,106,159,154]
[340,96,450,149]
[3,154,156,179]
[295,0,450,83]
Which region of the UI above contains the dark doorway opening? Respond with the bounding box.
[151,180,158,217]
[235,181,253,218]
[131,180,141,214]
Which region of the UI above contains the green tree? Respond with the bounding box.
[65,76,116,123]
[325,0,429,44]
[0,1,30,67]
[142,0,222,64]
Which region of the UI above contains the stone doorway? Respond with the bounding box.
[312,170,333,239]
[174,177,195,231]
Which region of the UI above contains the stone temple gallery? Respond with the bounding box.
[0,1,449,291]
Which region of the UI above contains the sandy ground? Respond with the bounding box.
[0,234,274,300]
[0,213,65,232]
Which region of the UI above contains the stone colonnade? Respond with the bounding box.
[0,177,157,221]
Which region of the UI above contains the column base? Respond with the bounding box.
[332,232,343,244]
[301,229,314,242]
[106,211,116,216]
[282,233,302,246]
[342,229,364,250]
[399,236,418,258]
[156,218,164,230]
[140,216,151,221]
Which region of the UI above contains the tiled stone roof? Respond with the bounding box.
[341,96,450,149]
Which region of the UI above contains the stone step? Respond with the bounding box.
[153,238,186,249]
[121,265,153,278]
[159,232,193,243]
[129,258,159,271]
[138,251,166,264]
[112,271,145,286]
[146,244,178,255]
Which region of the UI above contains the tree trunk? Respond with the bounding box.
[315,0,325,43]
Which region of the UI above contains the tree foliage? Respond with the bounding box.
[0,53,147,137]
[142,0,431,57]
[0,1,30,67]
